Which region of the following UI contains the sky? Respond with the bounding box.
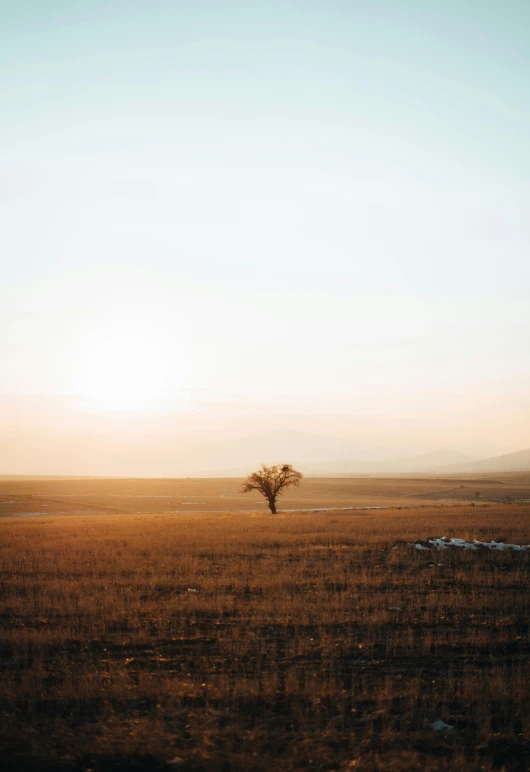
[1,1,530,475]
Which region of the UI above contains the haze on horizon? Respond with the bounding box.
[1,1,529,476]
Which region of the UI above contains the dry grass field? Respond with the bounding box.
[1,473,529,517]
[1,503,529,771]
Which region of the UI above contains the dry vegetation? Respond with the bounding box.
[1,505,529,771]
[1,473,530,517]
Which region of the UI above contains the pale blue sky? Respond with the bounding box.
[1,1,529,470]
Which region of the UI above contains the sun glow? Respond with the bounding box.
[70,320,185,410]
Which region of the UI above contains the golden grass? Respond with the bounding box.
[1,505,529,771]
[1,473,530,517]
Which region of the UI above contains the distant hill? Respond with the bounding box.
[305,448,475,475]
[374,448,473,473]
[185,436,529,477]
[441,447,530,474]
[195,430,408,476]
[169,429,527,477]
[307,447,530,476]
[304,457,382,475]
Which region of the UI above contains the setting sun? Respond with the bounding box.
[70,321,183,410]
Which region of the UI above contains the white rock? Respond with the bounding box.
[431,719,454,731]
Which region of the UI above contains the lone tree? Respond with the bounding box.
[241,463,303,513]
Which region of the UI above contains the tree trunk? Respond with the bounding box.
[268,498,277,514]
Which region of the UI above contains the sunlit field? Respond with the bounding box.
[1,504,529,771]
[1,473,529,517]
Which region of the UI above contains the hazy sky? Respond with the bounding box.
[2,1,530,473]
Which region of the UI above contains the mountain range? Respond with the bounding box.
[305,447,530,476]
[196,430,530,476]
[438,447,530,474]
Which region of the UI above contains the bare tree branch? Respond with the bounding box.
[241,463,303,513]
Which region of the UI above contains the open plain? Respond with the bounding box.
[1,482,529,771]
[1,473,529,517]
